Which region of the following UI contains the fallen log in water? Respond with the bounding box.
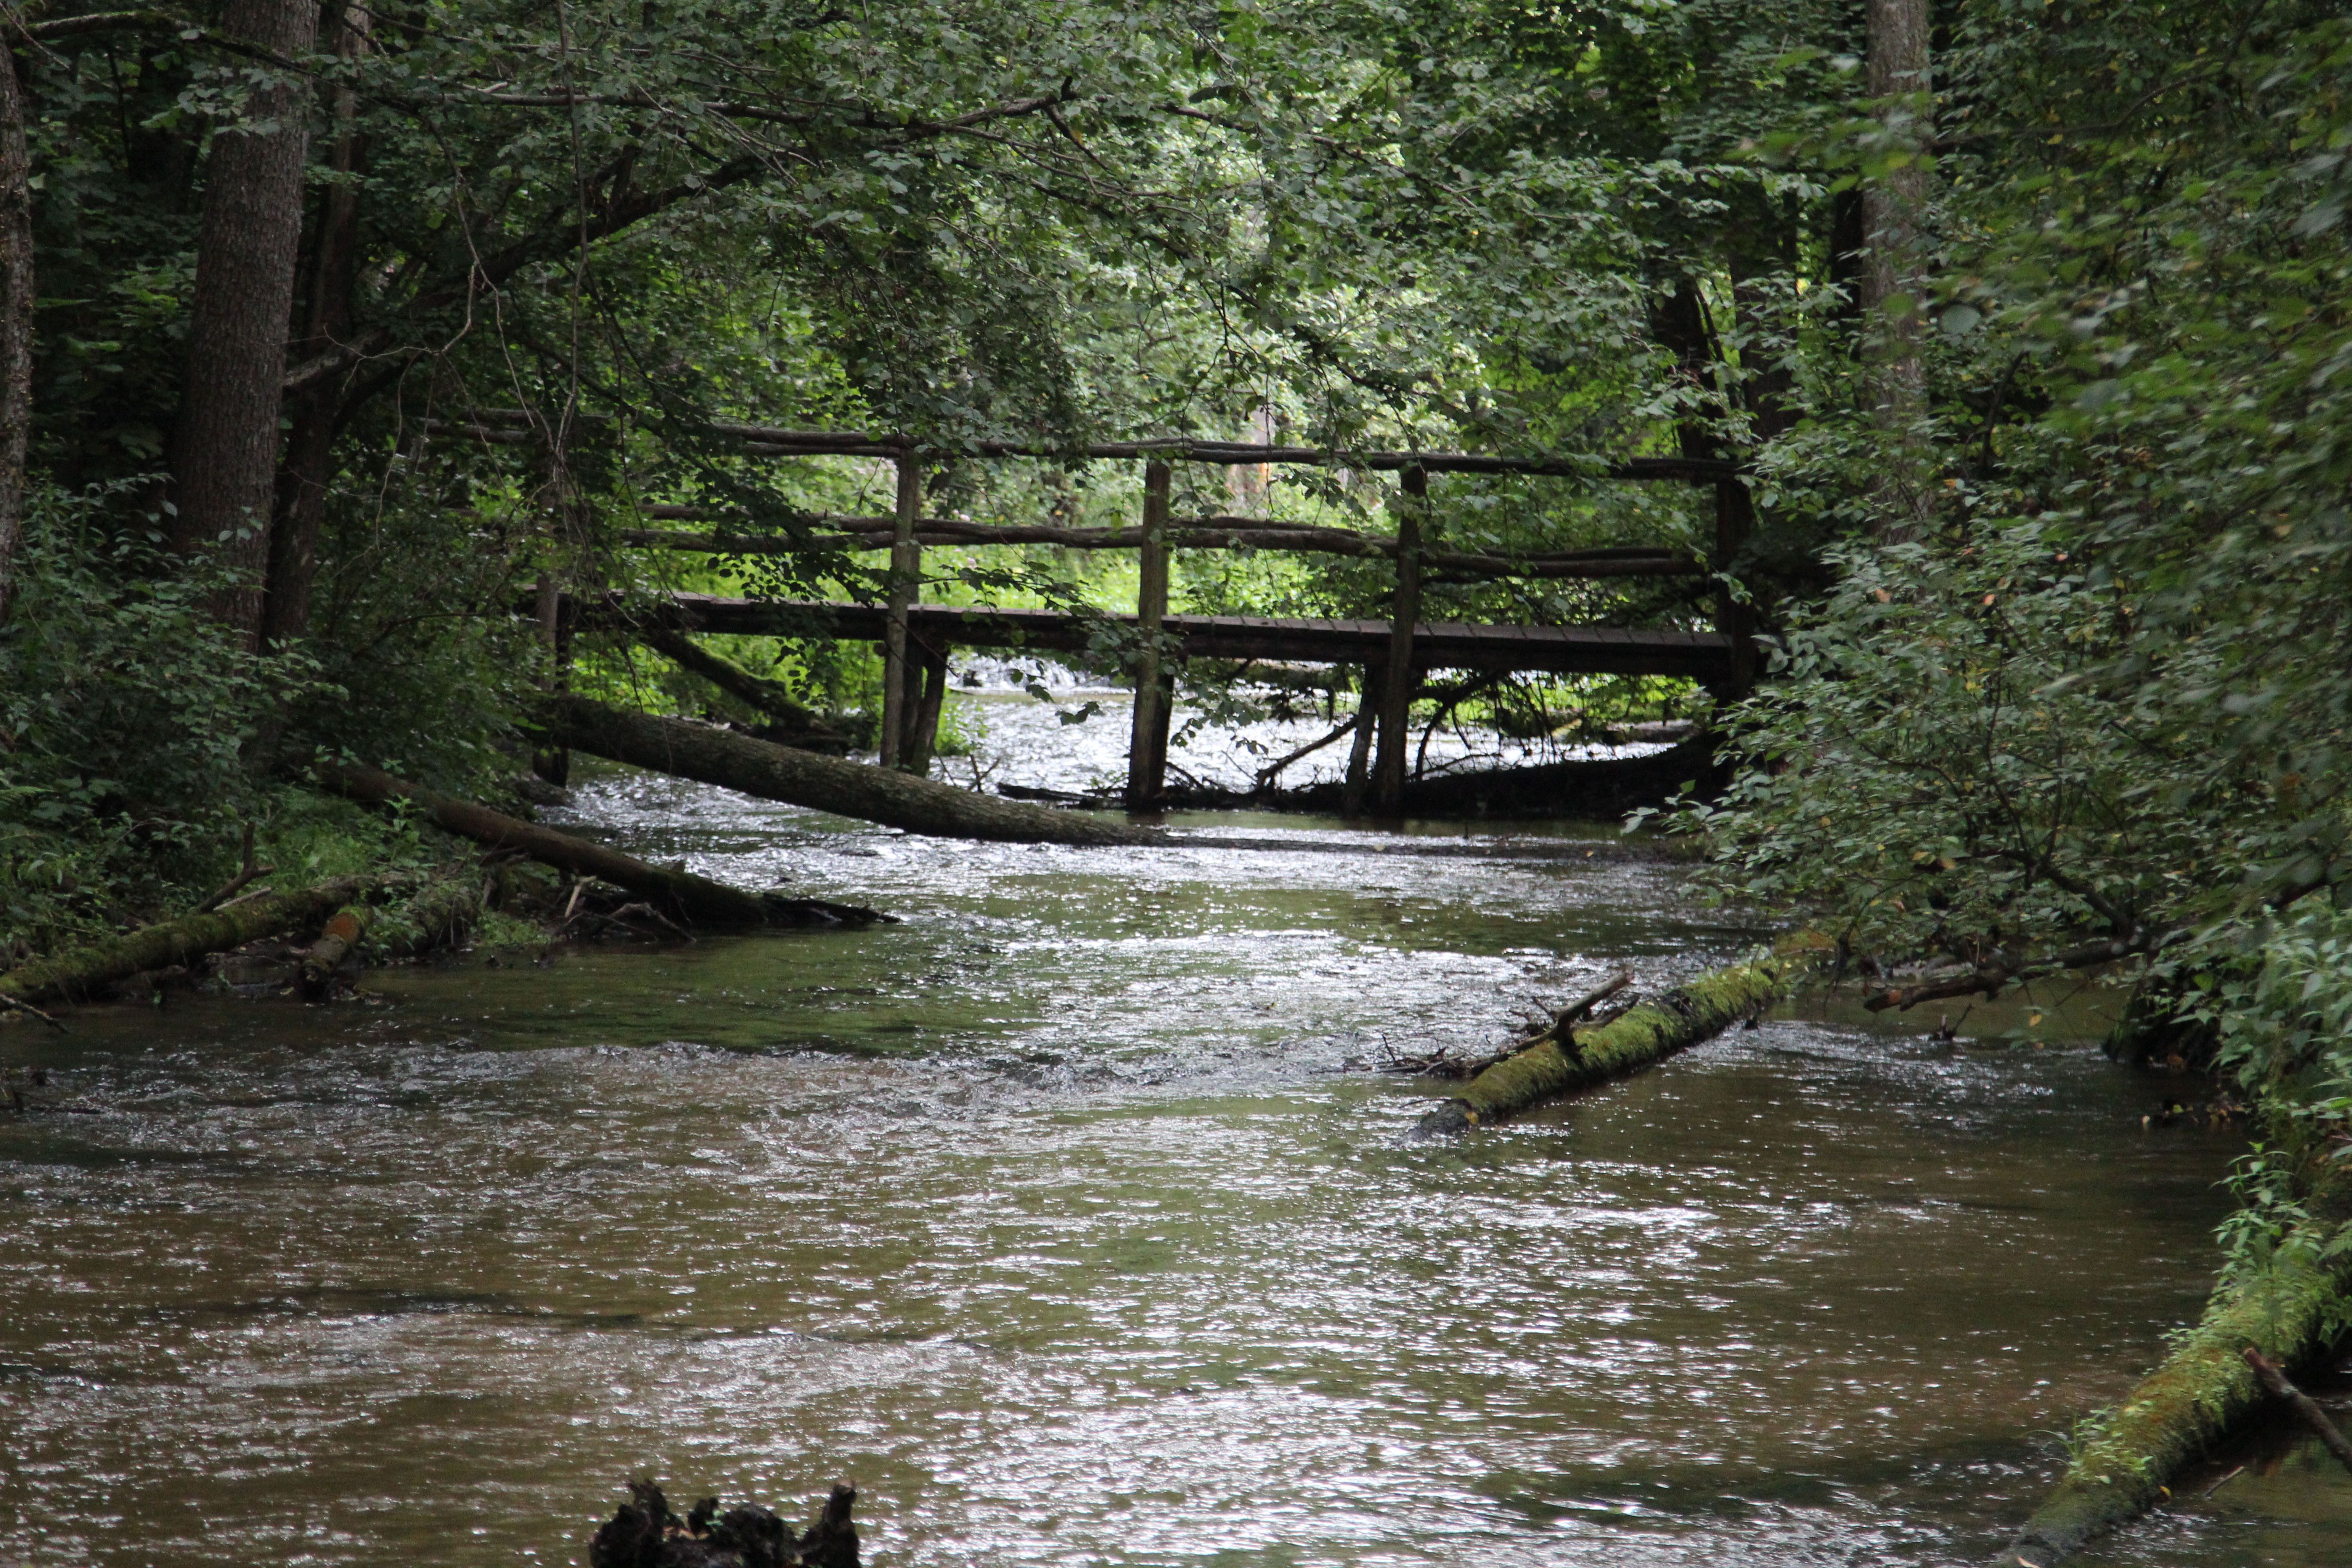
[0,877,369,1007]
[591,1478,858,1568]
[1994,1221,2352,1565]
[1411,948,1814,1136]
[1146,735,1727,822]
[323,764,889,928]
[539,695,1163,847]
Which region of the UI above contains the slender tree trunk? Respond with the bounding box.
[0,40,34,621]
[262,2,369,651]
[1863,0,1935,540]
[168,0,318,648]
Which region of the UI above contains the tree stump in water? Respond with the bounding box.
[590,1479,858,1568]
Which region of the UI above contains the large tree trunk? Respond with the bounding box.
[0,41,33,620]
[540,695,1163,847]
[168,0,318,648]
[261,2,370,651]
[1863,0,1935,540]
[321,763,888,927]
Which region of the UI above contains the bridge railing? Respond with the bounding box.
[463,410,1750,813]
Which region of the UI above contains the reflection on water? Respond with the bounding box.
[0,768,2345,1566]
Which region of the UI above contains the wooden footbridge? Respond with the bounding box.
[506,413,1759,814]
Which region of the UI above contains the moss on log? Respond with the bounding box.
[1995,1221,2352,1566]
[1413,949,1811,1136]
[0,877,367,1005]
[539,694,1162,847]
[324,764,888,929]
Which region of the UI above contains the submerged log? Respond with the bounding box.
[590,1478,858,1568]
[323,764,888,928]
[540,695,1162,848]
[1412,948,1813,1136]
[1996,1221,2352,1565]
[1151,735,1727,822]
[0,877,368,1006]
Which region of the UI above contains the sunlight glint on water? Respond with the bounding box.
[0,727,2342,1566]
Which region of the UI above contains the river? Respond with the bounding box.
[2,694,2347,1565]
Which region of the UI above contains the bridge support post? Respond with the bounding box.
[902,638,951,775]
[1125,460,1173,808]
[1340,663,1382,815]
[1712,478,1758,701]
[1370,465,1427,816]
[880,451,921,767]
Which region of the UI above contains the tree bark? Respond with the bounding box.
[261,1,369,650]
[168,0,318,648]
[322,762,889,926]
[540,694,1164,847]
[1413,948,1815,1136]
[1863,0,1935,540]
[0,877,368,1005]
[0,37,34,620]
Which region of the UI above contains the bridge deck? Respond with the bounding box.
[621,594,1732,680]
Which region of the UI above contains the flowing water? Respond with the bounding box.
[3,696,2349,1566]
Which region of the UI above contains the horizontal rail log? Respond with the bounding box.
[577,593,1737,681]
[616,524,1703,579]
[436,412,1738,481]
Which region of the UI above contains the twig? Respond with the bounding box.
[0,991,65,1031]
[1549,971,1632,1036]
[194,823,273,914]
[2243,1347,2352,1478]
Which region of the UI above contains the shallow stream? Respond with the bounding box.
[3,700,2349,1564]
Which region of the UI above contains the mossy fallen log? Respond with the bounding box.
[1994,1220,2352,1566]
[0,877,367,1006]
[1412,948,1814,1136]
[324,764,889,929]
[539,694,1162,847]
